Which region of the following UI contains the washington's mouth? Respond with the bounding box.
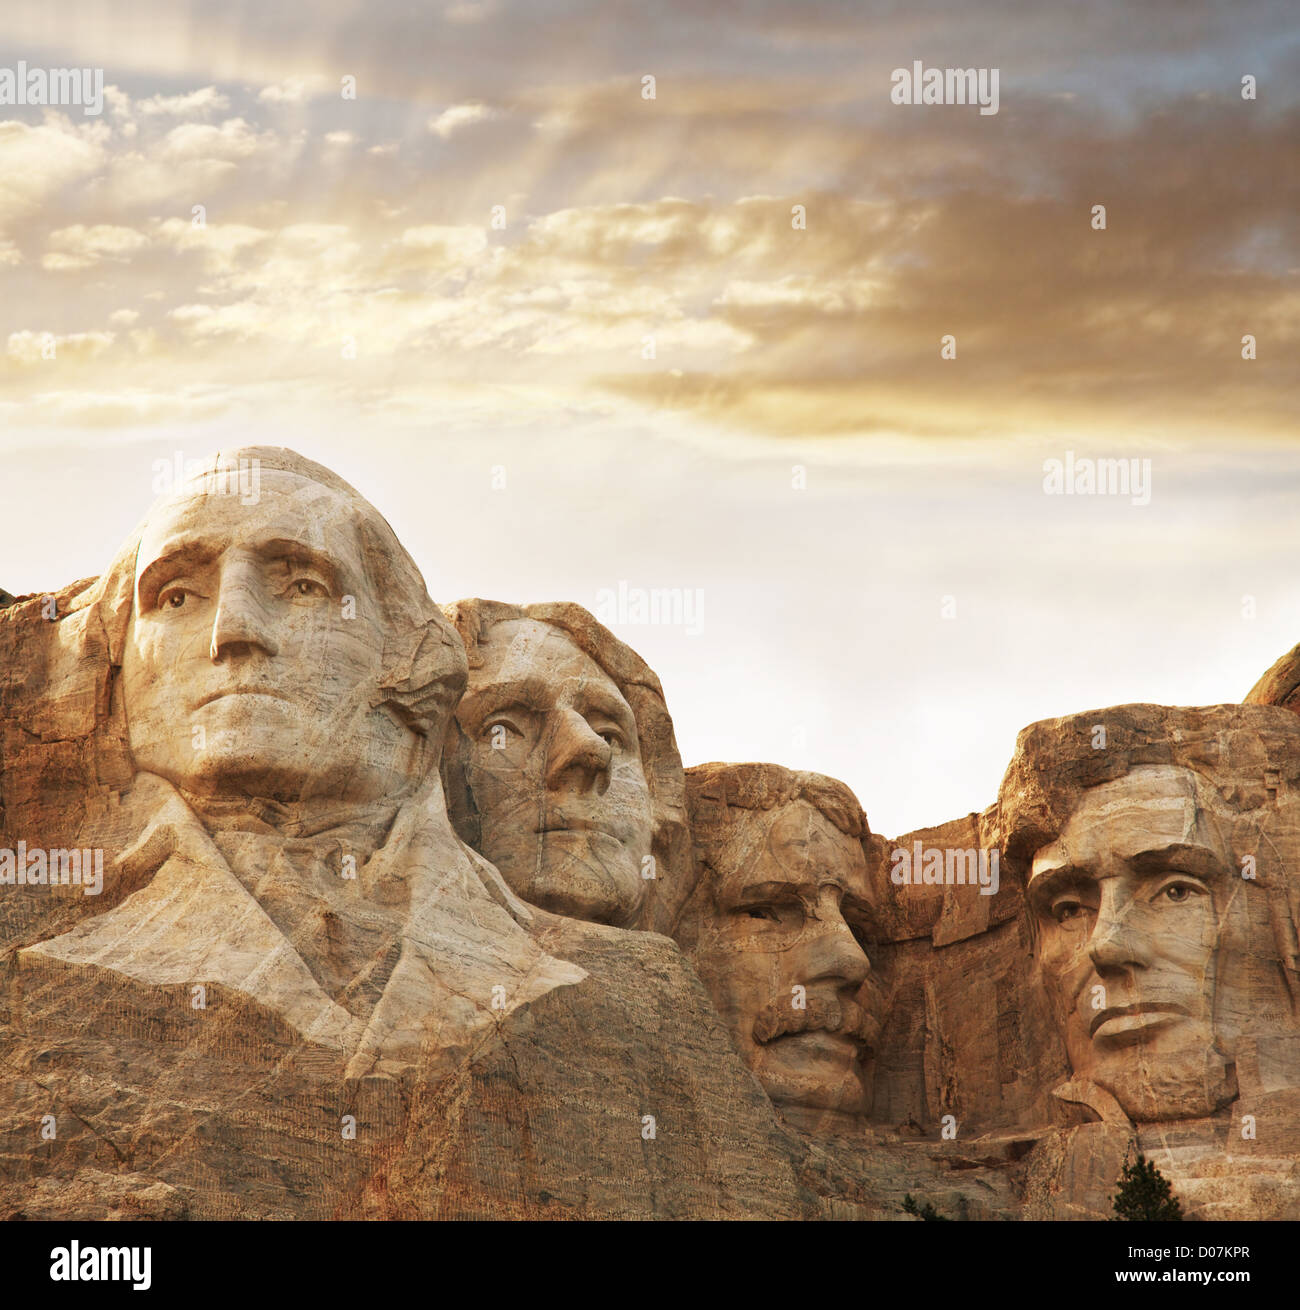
[1089,1003,1190,1041]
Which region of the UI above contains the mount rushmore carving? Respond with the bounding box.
[1,448,1297,1220]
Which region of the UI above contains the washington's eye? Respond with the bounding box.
[158,587,193,611]
[288,578,328,599]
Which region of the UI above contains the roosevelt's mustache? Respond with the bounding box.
[752,987,882,1051]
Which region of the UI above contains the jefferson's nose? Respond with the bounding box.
[544,708,611,793]
[210,565,279,662]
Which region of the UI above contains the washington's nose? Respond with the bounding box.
[210,567,279,662]
[1087,885,1151,973]
[544,708,611,792]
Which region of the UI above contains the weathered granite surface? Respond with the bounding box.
[3,450,1297,1220]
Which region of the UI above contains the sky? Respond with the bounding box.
[2,0,1298,834]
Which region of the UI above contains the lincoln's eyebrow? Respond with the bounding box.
[1128,843,1225,879]
[136,538,222,603]
[1027,863,1096,909]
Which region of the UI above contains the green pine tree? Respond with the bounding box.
[901,1193,950,1221]
[1112,1152,1183,1221]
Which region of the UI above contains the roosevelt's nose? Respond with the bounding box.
[544,708,611,793]
[209,563,280,662]
[1087,882,1152,973]
[802,895,872,991]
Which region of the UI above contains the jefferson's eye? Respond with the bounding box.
[483,716,523,740]
[597,728,626,748]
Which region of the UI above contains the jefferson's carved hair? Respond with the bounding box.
[440,598,694,934]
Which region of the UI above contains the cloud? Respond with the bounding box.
[160,117,266,161]
[46,223,149,266]
[258,80,311,104]
[0,117,107,226]
[399,224,488,261]
[136,86,230,116]
[429,102,498,138]
[5,330,115,365]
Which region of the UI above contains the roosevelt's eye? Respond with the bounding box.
[1051,898,1089,925]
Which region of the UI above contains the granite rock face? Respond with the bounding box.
[992,702,1300,1219]
[2,450,1297,1220]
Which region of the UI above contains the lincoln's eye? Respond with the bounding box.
[1053,900,1086,923]
[746,906,778,921]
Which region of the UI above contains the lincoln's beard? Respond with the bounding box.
[1063,1012,1237,1123]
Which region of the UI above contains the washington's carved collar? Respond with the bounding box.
[178,787,403,853]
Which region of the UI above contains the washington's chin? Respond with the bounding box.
[148,754,316,801]
[490,830,646,926]
[135,742,353,801]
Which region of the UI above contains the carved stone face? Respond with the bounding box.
[684,802,881,1126]
[452,618,654,926]
[1028,765,1237,1122]
[121,469,420,805]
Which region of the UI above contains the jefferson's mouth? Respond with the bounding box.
[535,819,618,837]
[1089,1003,1189,1040]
